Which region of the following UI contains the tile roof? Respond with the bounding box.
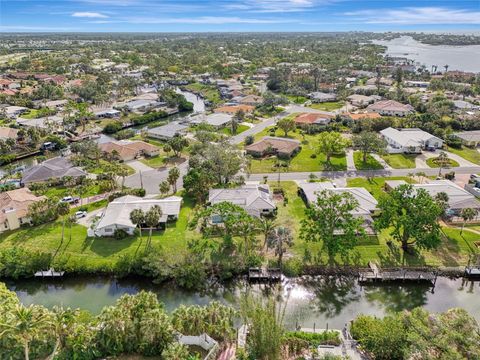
[214,104,255,114]
[245,136,300,156]
[0,188,46,224]
[99,140,158,160]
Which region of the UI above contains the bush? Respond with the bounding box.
[283,331,341,347]
[0,248,52,279]
[282,258,304,277]
[114,229,129,240]
[245,135,255,145]
[310,153,317,159]
[131,110,168,125]
[103,121,123,134]
[0,154,16,165]
[113,129,135,140]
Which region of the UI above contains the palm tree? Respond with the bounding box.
[257,217,277,253]
[434,192,449,217]
[48,306,78,360]
[159,180,170,197]
[167,167,180,193]
[145,207,162,249]
[129,208,145,240]
[460,208,477,234]
[444,64,449,73]
[436,151,450,176]
[267,226,293,269]
[0,304,52,360]
[57,202,70,246]
[118,166,129,190]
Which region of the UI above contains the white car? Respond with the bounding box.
[75,211,87,219]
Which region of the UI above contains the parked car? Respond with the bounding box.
[60,196,80,204]
[470,174,480,181]
[75,211,87,219]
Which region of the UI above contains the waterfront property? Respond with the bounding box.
[93,195,182,236]
[147,121,189,140]
[208,184,276,218]
[0,126,19,141]
[21,157,87,185]
[380,127,443,153]
[0,188,46,232]
[99,140,160,162]
[190,112,233,129]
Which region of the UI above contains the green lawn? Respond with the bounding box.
[346,176,415,200]
[381,153,417,169]
[286,94,307,104]
[39,183,103,199]
[426,157,459,168]
[184,83,222,105]
[248,127,347,173]
[86,160,135,176]
[309,101,344,111]
[446,146,480,165]
[353,151,384,170]
[0,195,198,272]
[221,124,249,136]
[273,181,479,267]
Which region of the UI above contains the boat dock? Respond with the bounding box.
[34,269,65,278]
[358,262,436,285]
[248,267,281,282]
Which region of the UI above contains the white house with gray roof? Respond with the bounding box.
[147,121,188,141]
[380,127,443,153]
[94,195,182,237]
[190,113,232,129]
[208,184,276,218]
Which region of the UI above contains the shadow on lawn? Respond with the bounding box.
[88,236,139,257]
[376,242,426,267]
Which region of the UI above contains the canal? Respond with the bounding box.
[6,276,480,329]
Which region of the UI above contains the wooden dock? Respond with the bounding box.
[248,267,281,282]
[359,262,436,285]
[34,269,65,278]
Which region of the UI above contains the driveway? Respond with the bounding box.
[346,149,356,171]
[443,150,477,167]
[76,207,104,228]
[371,153,391,169]
[415,151,437,168]
[125,159,154,173]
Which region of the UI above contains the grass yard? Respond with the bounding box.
[39,183,103,199]
[346,176,415,200]
[184,83,222,105]
[381,153,417,169]
[86,160,135,176]
[0,195,198,272]
[353,151,384,170]
[309,101,344,111]
[286,94,307,104]
[272,181,479,267]
[426,157,459,168]
[221,124,249,136]
[248,127,347,173]
[446,146,480,165]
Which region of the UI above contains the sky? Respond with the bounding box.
[1,0,480,33]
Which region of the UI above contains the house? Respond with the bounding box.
[297,181,378,233]
[453,100,480,111]
[347,94,379,107]
[208,184,276,218]
[380,127,443,153]
[0,188,46,232]
[45,99,69,109]
[454,131,480,147]
[0,127,19,141]
[21,157,87,185]
[94,195,182,237]
[238,95,263,106]
[4,106,28,119]
[385,180,480,221]
[293,113,333,129]
[119,99,161,113]
[307,92,337,103]
[147,122,188,141]
[366,100,414,117]
[17,116,64,131]
[245,137,301,158]
[214,105,255,114]
[94,109,121,119]
[190,113,233,129]
[99,140,159,162]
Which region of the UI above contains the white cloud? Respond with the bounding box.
[344,7,480,25]
[72,11,109,18]
[124,16,292,24]
[224,0,322,13]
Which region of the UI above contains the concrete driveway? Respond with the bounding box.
[125,159,154,173]
[76,208,105,228]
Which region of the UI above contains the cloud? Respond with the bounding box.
[0,25,78,31]
[72,11,109,18]
[124,16,292,24]
[224,0,322,13]
[344,7,480,25]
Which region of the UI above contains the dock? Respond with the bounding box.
[248,267,281,282]
[34,269,65,278]
[358,262,436,285]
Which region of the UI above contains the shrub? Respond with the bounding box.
[0,248,52,279]
[282,258,304,277]
[310,153,317,159]
[283,331,341,347]
[245,135,255,145]
[131,110,168,125]
[113,129,135,140]
[114,229,129,240]
[103,121,123,134]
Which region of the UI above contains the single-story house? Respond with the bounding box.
[380,127,443,153]
[94,109,121,119]
[147,122,188,141]
[453,130,480,147]
[118,99,161,113]
[94,195,182,237]
[245,136,301,158]
[404,80,430,88]
[367,100,414,117]
[307,92,337,103]
[238,95,263,106]
[385,180,480,221]
[293,113,333,129]
[297,181,378,233]
[0,188,46,233]
[45,99,69,109]
[17,115,64,131]
[214,105,255,114]
[343,112,382,121]
[21,157,87,185]
[208,184,276,218]
[190,113,233,129]
[99,140,159,162]
[453,100,480,111]
[347,94,379,107]
[4,105,28,119]
[0,126,19,141]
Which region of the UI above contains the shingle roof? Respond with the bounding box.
[147,122,188,139]
[0,127,19,140]
[21,157,87,184]
[190,113,233,127]
[245,136,300,155]
[367,100,413,113]
[380,127,440,148]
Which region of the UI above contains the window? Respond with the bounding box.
[104,228,113,233]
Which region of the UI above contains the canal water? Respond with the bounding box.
[6,276,480,329]
[373,36,480,73]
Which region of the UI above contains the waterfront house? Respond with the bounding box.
[147,122,189,141]
[99,140,160,162]
[21,157,87,185]
[0,188,46,232]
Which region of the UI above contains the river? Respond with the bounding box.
[6,276,480,329]
[373,36,480,73]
